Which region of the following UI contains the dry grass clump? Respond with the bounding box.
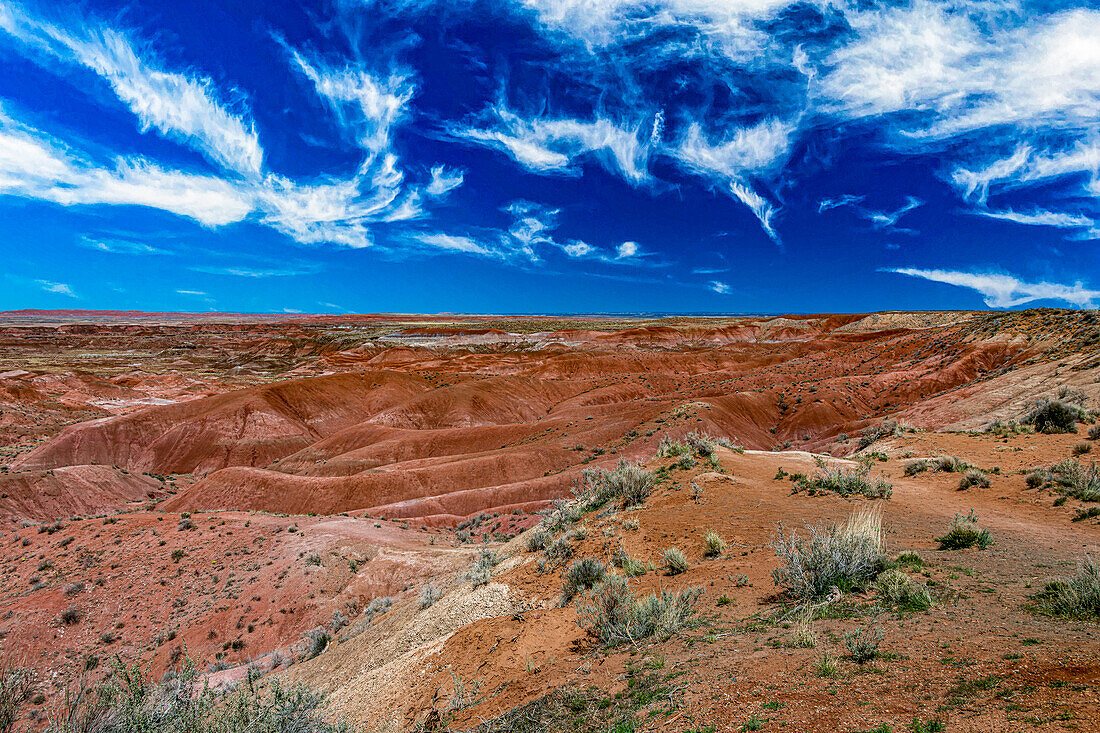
[526,528,550,552]
[875,568,932,611]
[577,575,701,647]
[957,469,991,490]
[1033,555,1100,620]
[577,460,656,508]
[799,461,893,499]
[904,455,969,476]
[561,557,608,604]
[662,548,689,575]
[1049,459,1100,501]
[770,506,887,599]
[655,436,689,458]
[936,510,992,550]
[1073,442,1093,456]
[1089,425,1100,441]
[612,545,647,577]
[703,531,727,557]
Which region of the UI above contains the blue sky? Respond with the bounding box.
[0,0,1098,314]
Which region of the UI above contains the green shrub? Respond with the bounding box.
[957,469,991,490]
[655,436,689,458]
[526,528,550,552]
[44,657,353,733]
[799,462,893,499]
[577,461,657,508]
[936,511,992,550]
[1024,398,1086,434]
[844,624,882,663]
[1049,459,1100,501]
[1033,555,1100,620]
[419,584,443,609]
[577,576,701,647]
[561,558,608,603]
[770,508,887,599]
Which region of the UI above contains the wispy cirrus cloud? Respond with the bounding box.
[887,267,1100,308]
[36,279,76,297]
[452,106,653,184]
[0,2,263,176]
[819,195,923,231]
[709,280,730,295]
[0,109,253,227]
[426,165,464,196]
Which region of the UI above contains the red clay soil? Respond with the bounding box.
[1,309,1099,731]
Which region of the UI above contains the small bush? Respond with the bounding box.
[419,584,443,609]
[543,536,574,564]
[1033,555,1100,620]
[875,569,932,611]
[800,462,892,499]
[59,605,82,625]
[1023,398,1086,434]
[300,629,329,659]
[577,460,657,508]
[685,431,718,457]
[1073,442,1093,456]
[561,557,608,603]
[63,581,85,597]
[844,625,883,663]
[655,436,689,458]
[1089,425,1100,441]
[1049,459,1100,501]
[662,548,689,575]
[859,420,900,449]
[703,531,727,558]
[577,576,701,647]
[815,652,839,677]
[1025,469,1049,489]
[612,546,646,577]
[771,507,887,599]
[466,549,499,587]
[526,528,550,552]
[936,511,992,550]
[957,469,991,490]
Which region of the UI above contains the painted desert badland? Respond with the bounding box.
[1,309,1099,731]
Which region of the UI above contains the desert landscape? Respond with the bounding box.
[1,309,1098,731]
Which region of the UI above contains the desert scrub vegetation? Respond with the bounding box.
[703,531,727,557]
[875,568,932,612]
[575,460,656,509]
[858,419,907,449]
[796,459,892,499]
[1048,459,1100,501]
[903,455,970,476]
[612,545,647,577]
[577,575,701,647]
[561,557,608,604]
[1033,555,1100,620]
[36,658,357,733]
[1090,425,1100,441]
[957,468,991,490]
[419,584,443,609]
[844,624,883,663]
[770,506,887,600]
[936,510,992,550]
[1022,390,1091,434]
[662,547,689,575]
[466,549,500,587]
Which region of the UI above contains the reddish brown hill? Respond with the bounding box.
[12,371,429,475]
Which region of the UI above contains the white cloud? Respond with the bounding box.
[674,119,794,180]
[453,106,651,184]
[888,267,1100,308]
[562,240,593,257]
[288,48,414,158]
[79,236,168,255]
[413,232,495,257]
[616,240,638,258]
[36,279,75,297]
[426,164,464,196]
[0,112,253,226]
[709,280,730,294]
[818,194,864,213]
[0,6,263,176]
[971,208,1094,229]
[728,181,778,243]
